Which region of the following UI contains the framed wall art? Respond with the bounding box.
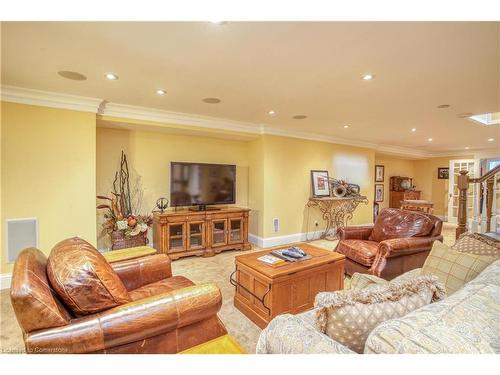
[375,184,384,202]
[375,165,385,182]
[310,170,330,197]
[438,167,449,179]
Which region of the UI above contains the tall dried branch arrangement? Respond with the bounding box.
[112,151,133,217]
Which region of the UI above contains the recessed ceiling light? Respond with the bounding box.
[268,110,276,115]
[465,146,470,150]
[105,73,119,80]
[343,125,350,129]
[292,115,307,120]
[411,128,417,132]
[488,138,495,142]
[428,138,433,142]
[437,104,450,109]
[57,70,87,81]
[362,74,374,80]
[156,89,167,96]
[202,97,221,104]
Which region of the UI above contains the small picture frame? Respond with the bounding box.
[311,170,330,197]
[438,167,449,179]
[375,184,384,202]
[375,165,385,182]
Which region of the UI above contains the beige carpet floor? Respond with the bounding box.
[0,223,457,354]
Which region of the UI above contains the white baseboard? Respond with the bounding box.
[249,223,373,249]
[1,273,12,290]
[249,230,323,248]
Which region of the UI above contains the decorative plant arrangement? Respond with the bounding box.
[97,151,153,249]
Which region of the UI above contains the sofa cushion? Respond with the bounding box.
[452,232,500,256]
[47,237,131,315]
[129,276,194,301]
[10,248,72,333]
[369,208,434,242]
[365,260,500,354]
[314,276,445,353]
[421,240,500,295]
[337,240,378,266]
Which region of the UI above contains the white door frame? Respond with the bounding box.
[447,159,478,225]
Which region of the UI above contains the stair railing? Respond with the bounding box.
[456,164,500,239]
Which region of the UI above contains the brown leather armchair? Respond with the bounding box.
[10,237,227,354]
[337,208,443,280]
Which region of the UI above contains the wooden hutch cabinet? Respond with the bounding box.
[389,176,421,208]
[153,207,251,260]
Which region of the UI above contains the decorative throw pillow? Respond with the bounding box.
[452,232,500,256]
[421,240,500,295]
[47,237,131,315]
[314,276,445,353]
[369,208,434,242]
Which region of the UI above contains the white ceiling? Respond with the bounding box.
[1,21,499,153]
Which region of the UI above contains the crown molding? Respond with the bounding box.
[2,85,482,160]
[102,102,262,136]
[103,102,432,158]
[1,85,103,113]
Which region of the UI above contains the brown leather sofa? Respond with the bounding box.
[337,208,443,280]
[10,237,227,354]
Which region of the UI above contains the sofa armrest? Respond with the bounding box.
[25,283,222,354]
[337,225,374,241]
[256,314,355,354]
[377,236,443,258]
[111,254,172,290]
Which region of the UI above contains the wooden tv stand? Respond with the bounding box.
[152,207,251,260]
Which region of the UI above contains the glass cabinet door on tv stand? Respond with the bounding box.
[211,219,228,247]
[228,218,243,244]
[167,223,186,253]
[187,221,206,250]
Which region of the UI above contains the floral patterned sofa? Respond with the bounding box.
[256,259,500,354]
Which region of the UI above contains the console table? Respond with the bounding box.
[152,207,251,260]
[307,196,368,239]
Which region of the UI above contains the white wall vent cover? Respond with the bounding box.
[6,218,38,263]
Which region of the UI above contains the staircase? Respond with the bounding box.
[456,164,500,239]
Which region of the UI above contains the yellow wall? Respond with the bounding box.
[261,135,375,237]
[374,154,416,210]
[1,102,96,273]
[96,127,250,249]
[96,129,376,242]
[413,155,473,218]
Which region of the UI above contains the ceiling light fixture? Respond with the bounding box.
[437,104,450,109]
[488,138,495,142]
[156,89,167,96]
[465,146,470,150]
[428,138,433,142]
[292,115,307,120]
[105,72,119,80]
[268,110,276,115]
[202,97,221,104]
[411,128,417,132]
[57,70,87,81]
[362,74,374,80]
[343,125,350,129]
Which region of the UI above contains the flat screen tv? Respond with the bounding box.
[170,162,236,210]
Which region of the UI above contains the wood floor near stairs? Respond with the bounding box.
[0,223,458,354]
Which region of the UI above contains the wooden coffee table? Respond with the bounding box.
[231,243,345,328]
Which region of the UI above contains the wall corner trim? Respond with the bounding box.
[1,85,104,114]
